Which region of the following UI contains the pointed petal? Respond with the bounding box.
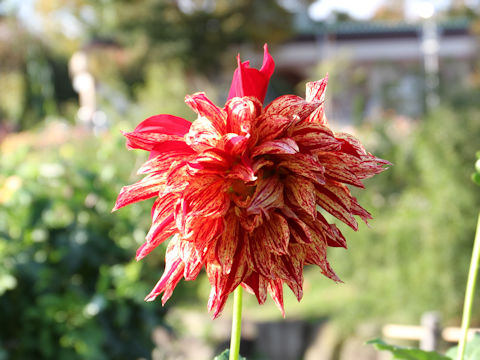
[241,273,267,305]
[316,152,365,188]
[306,76,328,103]
[267,279,285,317]
[123,132,185,152]
[228,43,274,103]
[312,212,348,248]
[215,213,239,275]
[254,114,293,142]
[138,149,194,175]
[136,213,176,260]
[315,180,358,230]
[113,173,165,211]
[207,234,250,318]
[304,233,341,282]
[281,244,305,300]
[185,92,227,133]
[251,138,299,157]
[133,114,192,135]
[265,95,320,121]
[145,236,185,303]
[285,175,316,219]
[291,122,340,152]
[277,153,325,185]
[124,114,191,151]
[351,196,372,224]
[178,239,205,281]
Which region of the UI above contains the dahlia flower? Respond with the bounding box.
[114,45,389,318]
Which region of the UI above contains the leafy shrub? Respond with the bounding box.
[330,105,480,326]
[0,122,172,359]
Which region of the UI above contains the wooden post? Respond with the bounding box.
[420,312,441,351]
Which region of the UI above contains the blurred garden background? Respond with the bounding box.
[1,0,480,359]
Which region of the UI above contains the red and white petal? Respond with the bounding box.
[255,212,290,255]
[178,239,204,281]
[138,149,195,175]
[305,76,328,103]
[316,152,365,188]
[185,116,222,152]
[185,92,227,134]
[315,180,358,230]
[241,273,268,305]
[215,213,239,275]
[264,95,319,121]
[187,149,230,176]
[223,134,249,157]
[145,236,185,303]
[277,153,325,186]
[251,138,299,157]
[254,114,293,142]
[113,173,166,211]
[290,122,340,152]
[247,176,284,215]
[225,97,261,136]
[207,235,250,318]
[285,175,317,219]
[184,176,230,218]
[267,279,285,317]
[248,232,275,279]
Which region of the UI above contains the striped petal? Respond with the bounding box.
[113,173,166,211]
[145,235,185,304]
[185,92,227,134]
[251,138,299,157]
[285,175,316,219]
[225,97,260,136]
[265,95,320,121]
[315,180,359,230]
[247,176,284,215]
[291,122,340,152]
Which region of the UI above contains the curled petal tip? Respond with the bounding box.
[144,294,156,302]
[228,44,275,103]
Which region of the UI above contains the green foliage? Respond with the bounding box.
[0,122,170,359]
[472,152,480,186]
[323,104,480,327]
[369,335,480,360]
[214,349,246,360]
[368,339,450,360]
[446,334,480,360]
[93,0,292,75]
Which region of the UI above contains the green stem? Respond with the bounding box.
[229,286,243,360]
[457,211,480,360]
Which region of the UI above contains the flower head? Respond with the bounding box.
[114,45,389,318]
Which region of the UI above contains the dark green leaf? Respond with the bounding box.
[368,339,450,360]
